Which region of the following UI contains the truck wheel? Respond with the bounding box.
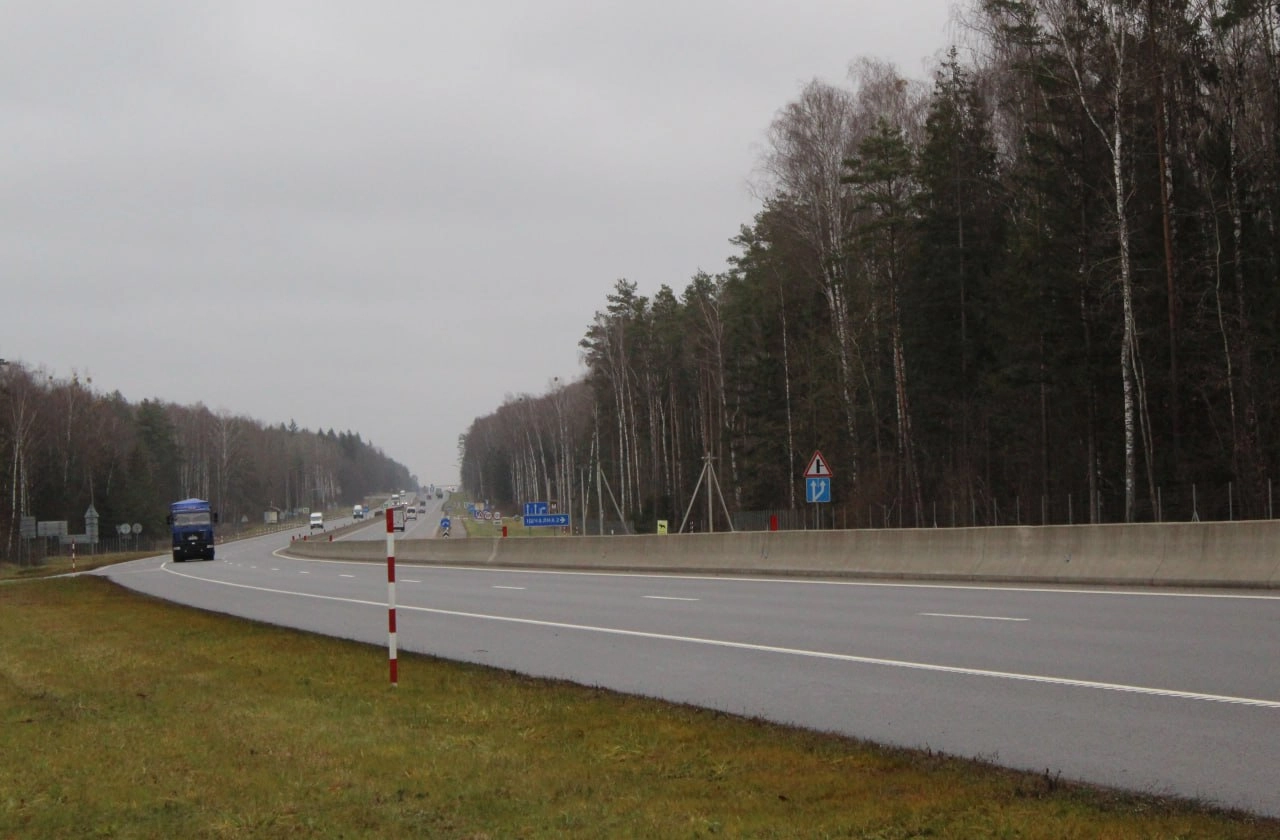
[173,554,184,563]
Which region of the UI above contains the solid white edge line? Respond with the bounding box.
[160,563,1280,709]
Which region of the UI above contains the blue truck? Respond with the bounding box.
[167,498,218,562]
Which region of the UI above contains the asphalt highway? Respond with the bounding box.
[337,494,453,541]
[96,528,1280,817]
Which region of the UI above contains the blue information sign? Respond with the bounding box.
[440,517,451,530]
[523,513,570,528]
[805,477,831,504]
[524,501,549,517]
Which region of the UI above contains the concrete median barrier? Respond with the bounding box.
[279,520,1280,588]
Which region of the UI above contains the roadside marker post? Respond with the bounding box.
[385,507,398,687]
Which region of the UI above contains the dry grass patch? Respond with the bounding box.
[2,576,1276,838]
[0,551,157,581]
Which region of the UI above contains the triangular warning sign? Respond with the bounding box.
[803,450,833,478]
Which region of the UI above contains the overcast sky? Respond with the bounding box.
[2,1,957,485]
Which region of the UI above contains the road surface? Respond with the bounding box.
[96,528,1280,817]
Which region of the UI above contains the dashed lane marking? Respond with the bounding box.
[920,612,1027,622]
[159,564,1280,710]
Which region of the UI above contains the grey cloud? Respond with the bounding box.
[2,0,953,482]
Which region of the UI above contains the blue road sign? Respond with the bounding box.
[806,477,831,504]
[524,501,549,517]
[440,517,451,530]
[523,513,570,528]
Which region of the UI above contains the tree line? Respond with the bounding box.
[460,0,1280,530]
[0,361,414,558]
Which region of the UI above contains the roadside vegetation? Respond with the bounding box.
[0,550,154,581]
[443,493,570,539]
[3,576,1276,838]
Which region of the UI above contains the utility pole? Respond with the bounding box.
[678,453,736,534]
[706,452,714,533]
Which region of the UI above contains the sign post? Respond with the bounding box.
[385,507,398,687]
[803,450,834,529]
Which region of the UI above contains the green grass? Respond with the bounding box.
[0,551,157,581]
[3,577,1276,838]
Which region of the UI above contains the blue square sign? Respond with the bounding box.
[805,477,831,504]
[524,501,549,517]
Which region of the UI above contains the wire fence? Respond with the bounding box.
[10,483,1272,560]
[730,481,1278,531]
[4,515,319,567]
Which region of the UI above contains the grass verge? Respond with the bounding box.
[2,576,1275,838]
[0,551,157,581]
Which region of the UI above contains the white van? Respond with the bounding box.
[310,512,324,530]
[352,504,364,520]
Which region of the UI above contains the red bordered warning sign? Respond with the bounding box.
[803,450,833,478]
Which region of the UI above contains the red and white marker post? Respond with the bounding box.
[385,507,398,687]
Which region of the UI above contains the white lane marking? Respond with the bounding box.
[270,568,279,571]
[921,612,1027,622]
[493,585,526,590]
[268,553,1280,602]
[644,595,700,602]
[339,574,355,578]
[298,571,310,575]
[159,564,1280,710]
[401,579,421,584]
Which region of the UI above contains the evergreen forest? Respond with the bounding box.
[0,364,414,559]
[460,0,1280,531]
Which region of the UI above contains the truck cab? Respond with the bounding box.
[168,498,217,562]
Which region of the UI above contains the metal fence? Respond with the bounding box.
[5,517,313,567]
[730,482,1278,531]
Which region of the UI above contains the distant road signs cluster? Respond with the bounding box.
[523,501,568,528]
[524,513,570,528]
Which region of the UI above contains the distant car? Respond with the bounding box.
[406,508,418,521]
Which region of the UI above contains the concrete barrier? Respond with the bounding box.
[280,520,1280,588]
